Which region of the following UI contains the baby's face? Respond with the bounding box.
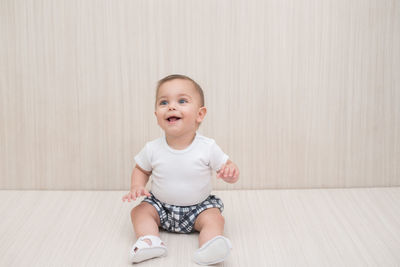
[154,79,206,137]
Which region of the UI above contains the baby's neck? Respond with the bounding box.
[165,131,196,150]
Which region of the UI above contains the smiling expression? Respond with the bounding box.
[154,79,206,137]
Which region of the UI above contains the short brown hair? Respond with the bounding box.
[155,74,205,108]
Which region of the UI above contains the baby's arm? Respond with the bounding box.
[217,159,239,183]
[122,165,151,202]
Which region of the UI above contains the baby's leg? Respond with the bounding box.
[130,202,167,263]
[193,208,231,265]
[194,208,225,247]
[131,202,161,240]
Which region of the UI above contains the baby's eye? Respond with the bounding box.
[179,99,188,104]
[160,100,168,105]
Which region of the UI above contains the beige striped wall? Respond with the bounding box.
[1,0,399,190]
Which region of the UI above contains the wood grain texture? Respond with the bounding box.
[1,188,400,266]
[0,0,399,189]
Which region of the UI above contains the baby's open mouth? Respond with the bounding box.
[167,116,181,122]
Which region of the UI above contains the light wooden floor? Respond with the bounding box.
[1,188,400,267]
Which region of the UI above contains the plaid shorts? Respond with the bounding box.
[142,193,224,234]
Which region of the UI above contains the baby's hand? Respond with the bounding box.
[122,186,151,202]
[217,160,239,183]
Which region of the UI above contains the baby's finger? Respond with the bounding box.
[231,168,236,178]
[140,188,149,197]
[223,167,230,177]
[228,167,234,177]
[222,167,228,177]
[234,169,240,178]
[144,189,151,196]
[220,165,226,174]
[217,166,224,178]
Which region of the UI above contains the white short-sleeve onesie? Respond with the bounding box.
[134,132,229,206]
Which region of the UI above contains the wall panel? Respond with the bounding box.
[0,0,399,189]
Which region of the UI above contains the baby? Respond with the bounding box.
[122,74,239,265]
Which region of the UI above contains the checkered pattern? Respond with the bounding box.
[142,193,224,233]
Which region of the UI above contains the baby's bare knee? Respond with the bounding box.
[131,203,148,218]
[130,206,138,219]
[213,214,225,226]
[131,203,160,225]
[196,210,225,230]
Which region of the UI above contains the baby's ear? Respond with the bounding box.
[197,106,207,122]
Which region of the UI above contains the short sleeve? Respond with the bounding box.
[209,141,229,172]
[134,143,152,172]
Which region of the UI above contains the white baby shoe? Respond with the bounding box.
[129,235,167,263]
[193,235,232,265]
